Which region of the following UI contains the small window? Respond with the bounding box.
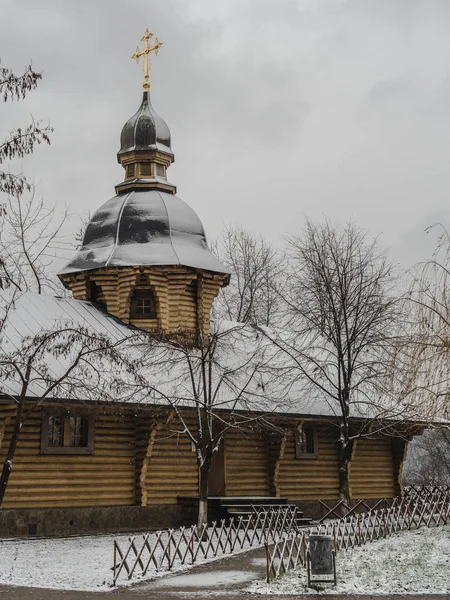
[140,163,152,177]
[155,164,166,179]
[295,424,317,459]
[125,164,135,179]
[130,289,157,320]
[41,408,94,455]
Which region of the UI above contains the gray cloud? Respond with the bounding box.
[2,0,450,275]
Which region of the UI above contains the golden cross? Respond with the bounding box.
[132,29,163,91]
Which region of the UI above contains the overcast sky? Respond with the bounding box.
[2,0,450,272]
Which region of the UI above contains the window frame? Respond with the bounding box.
[139,163,152,177]
[130,289,157,320]
[294,423,318,460]
[40,407,95,455]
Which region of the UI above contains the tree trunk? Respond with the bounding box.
[338,421,351,506]
[0,401,23,510]
[198,463,209,535]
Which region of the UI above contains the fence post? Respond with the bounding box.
[113,540,117,586]
[265,542,270,583]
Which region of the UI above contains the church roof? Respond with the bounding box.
[59,189,228,275]
[0,291,435,424]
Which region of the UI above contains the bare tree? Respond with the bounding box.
[0,188,68,294]
[263,219,401,503]
[0,60,56,294]
[136,323,288,531]
[73,210,92,250]
[0,61,52,198]
[403,428,450,486]
[395,224,450,423]
[213,226,285,326]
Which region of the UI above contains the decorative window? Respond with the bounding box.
[125,164,135,179]
[41,408,94,455]
[295,424,318,459]
[155,164,166,179]
[139,163,152,177]
[130,289,157,320]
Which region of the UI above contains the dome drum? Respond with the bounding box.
[60,265,227,335]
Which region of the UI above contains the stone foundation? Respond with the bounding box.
[0,504,183,538]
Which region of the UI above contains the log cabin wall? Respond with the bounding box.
[276,423,341,500]
[139,413,199,505]
[1,401,410,513]
[224,429,270,496]
[348,436,396,499]
[0,404,136,509]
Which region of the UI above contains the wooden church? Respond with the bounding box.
[0,31,418,538]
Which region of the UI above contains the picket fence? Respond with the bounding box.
[265,486,450,582]
[112,504,299,585]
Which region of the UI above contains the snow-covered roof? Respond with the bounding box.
[0,291,436,424]
[59,189,229,276]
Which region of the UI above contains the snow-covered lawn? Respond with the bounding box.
[0,533,125,591]
[0,530,261,591]
[249,524,450,596]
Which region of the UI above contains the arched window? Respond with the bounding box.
[130,289,157,320]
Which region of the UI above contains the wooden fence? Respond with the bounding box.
[112,504,298,585]
[266,486,450,582]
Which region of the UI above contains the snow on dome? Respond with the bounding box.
[59,189,228,275]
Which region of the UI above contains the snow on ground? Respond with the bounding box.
[0,533,124,591]
[1,524,449,593]
[0,530,261,592]
[249,525,450,596]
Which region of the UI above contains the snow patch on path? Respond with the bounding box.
[152,570,254,588]
[248,525,450,595]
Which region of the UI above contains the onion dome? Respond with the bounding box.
[118,91,173,159]
[113,90,176,196]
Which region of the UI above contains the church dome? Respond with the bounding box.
[118,91,173,157]
[59,189,228,276]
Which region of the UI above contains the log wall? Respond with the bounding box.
[0,405,136,509]
[349,436,395,499]
[1,403,407,509]
[277,424,341,500]
[139,413,199,505]
[224,430,270,496]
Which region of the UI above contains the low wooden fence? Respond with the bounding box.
[266,486,450,582]
[112,504,298,585]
